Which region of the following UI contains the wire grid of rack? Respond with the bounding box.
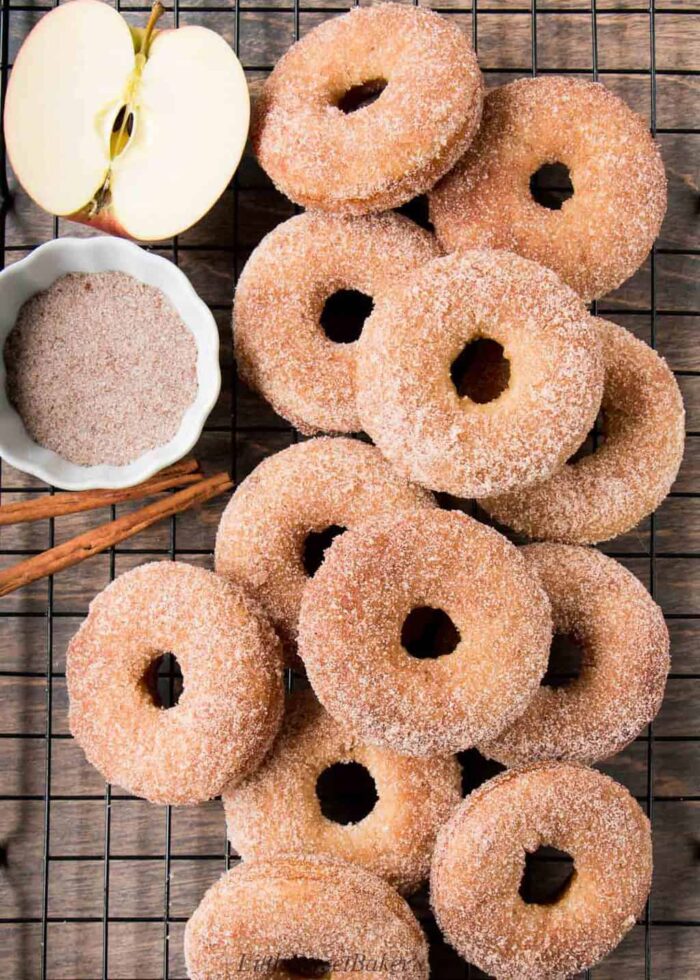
[0,0,699,977]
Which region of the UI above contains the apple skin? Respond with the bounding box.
[68,207,132,240]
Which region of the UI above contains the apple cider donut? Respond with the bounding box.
[479,544,669,767]
[234,211,439,434]
[215,437,435,662]
[223,689,462,894]
[67,562,284,806]
[252,3,483,215]
[432,763,652,980]
[356,250,604,498]
[298,510,552,756]
[430,76,667,302]
[185,856,429,980]
[483,319,685,543]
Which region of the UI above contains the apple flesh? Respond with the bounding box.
[4,0,250,241]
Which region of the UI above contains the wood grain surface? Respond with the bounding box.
[1,1,699,978]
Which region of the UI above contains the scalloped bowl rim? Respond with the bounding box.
[0,236,221,490]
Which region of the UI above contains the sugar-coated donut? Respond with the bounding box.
[67,562,284,806]
[479,544,669,767]
[234,211,439,434]
[252,3,483,215]
[298,509,552,756]
[483,318,685,543]
[223,689,462,893]
[184,856,429,979]
[215,437,435,662]
[431,763,652,980]
[430,77,667,302]
[356,250,604,498]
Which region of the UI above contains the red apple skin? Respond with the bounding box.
[68,207,132,240]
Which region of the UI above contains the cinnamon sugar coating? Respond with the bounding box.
[479,544,670,767]
[298,510,552,756]
[184,856,429,979]
[431,763,652,980]
[356,250,604,498]
[4,271,197,466]
[223,689,462,894]
[234,211,439,434]
[252,3,483,214]
[67,563,284,806]
[430,76,667,302]
[483,318,685,543]
[215,437,435,663]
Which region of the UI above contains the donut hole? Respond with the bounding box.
[450,338,511,404]
[401,606,461,660]
[279,958,331,979]
[142,652,184,709]
[567,410,606,464]
[303,524,347,577]
[530,162,574,211]
[316,761,378,825]
[519,846,576,905]
[541,632,584,689]
[335,78,387,114]
[320,289,374,344]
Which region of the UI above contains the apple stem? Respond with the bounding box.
[142,2,165,58]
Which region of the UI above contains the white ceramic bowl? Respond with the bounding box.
[0,236,221,490]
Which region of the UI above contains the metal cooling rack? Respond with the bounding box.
[1,1,698,978]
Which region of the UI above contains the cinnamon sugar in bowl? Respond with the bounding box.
[0,237,220,490]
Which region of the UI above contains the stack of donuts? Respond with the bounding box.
[66,4,685,979]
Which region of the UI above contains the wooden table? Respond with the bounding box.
[1,1,699,977]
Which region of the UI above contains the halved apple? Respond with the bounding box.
[4,0,249,240]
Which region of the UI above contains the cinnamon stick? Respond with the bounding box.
[0,458,203,527]
[0,471,233,598]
